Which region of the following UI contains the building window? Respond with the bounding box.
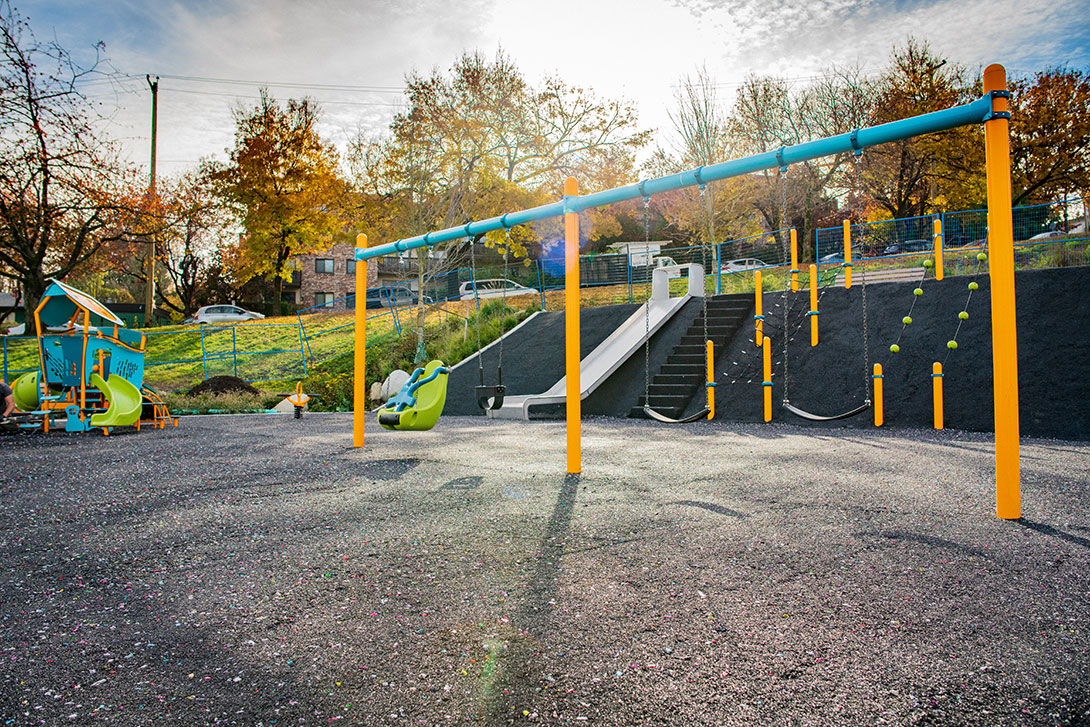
[315,292,335,308]
[346,258,356,275]
[346,293,355,310]
[315,258,334,274]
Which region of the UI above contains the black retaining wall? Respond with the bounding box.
[444,304,639,416]
[687,266,1090,440]
[442,267,1090,440]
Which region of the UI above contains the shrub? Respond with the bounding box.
[162,390,281,414]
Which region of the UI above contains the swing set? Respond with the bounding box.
[352,64,1022,520]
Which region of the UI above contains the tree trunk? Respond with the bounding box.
[21,271,47,337]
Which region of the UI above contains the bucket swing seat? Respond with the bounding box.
[377,360,450,431]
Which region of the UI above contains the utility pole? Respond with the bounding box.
[145,75,159,328]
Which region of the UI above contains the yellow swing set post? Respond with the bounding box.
[564,177,581,475]
[354,233,368,448]
[983,65,1020,520]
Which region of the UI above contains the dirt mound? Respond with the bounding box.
[186,376,260,398]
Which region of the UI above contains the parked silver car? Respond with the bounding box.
[187,305,266,324]
[459,279,536,300]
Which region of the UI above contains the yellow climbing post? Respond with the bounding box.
[762,337,772,423]
[843,220,853,289]
[809,264,819,347]
[983,64,1020,519]
[790,228,799,292]
[354,233,368,448]
[564,177,581,475]
[705,340,715,420]
[932,362,944,430]
[754,270,763,346]
[873,364,884,427]
[933,218,944,281]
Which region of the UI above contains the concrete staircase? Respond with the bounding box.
[629,293,753,419]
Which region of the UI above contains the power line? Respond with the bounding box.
[160,86,404,106]
[102,71,406,94]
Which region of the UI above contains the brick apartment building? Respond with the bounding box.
[284,243,378,311]
[286,243,436,312]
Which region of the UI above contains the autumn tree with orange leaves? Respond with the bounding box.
[208,91,348,308]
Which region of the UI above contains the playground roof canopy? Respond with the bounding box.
[37,279,125,329]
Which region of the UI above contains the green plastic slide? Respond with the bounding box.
[89,373,142,428]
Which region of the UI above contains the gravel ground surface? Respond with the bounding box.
[2,414,1089,726]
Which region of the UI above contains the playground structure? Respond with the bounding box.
[353,65,1021,519]
[8,279,176,435]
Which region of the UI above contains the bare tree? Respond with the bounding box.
[728,66,875,258]
[0,1,131,333]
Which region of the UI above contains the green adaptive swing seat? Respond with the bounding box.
[377,360,450,431]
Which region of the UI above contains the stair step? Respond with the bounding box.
[694,314,748,324]
[653,371,704,383]
[667,354,706,365]
[660,362,704,373]
[648,382,700,394]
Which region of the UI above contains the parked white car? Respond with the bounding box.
[720,258,769,273]
[459,279,537,300]
[187,305,266,324]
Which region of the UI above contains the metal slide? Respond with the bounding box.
[487,265,703,420]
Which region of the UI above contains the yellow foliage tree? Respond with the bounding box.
[209,91,348,307]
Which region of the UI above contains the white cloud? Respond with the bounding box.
[31,0,1089,178]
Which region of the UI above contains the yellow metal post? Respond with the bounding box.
[808,264,819,347]
[705,340,714,420]
[789,228,799,292]
[873,364,883,427]
[353,234,367,448]
[754,270,763,346]
[762,336,772,423]
[564,177,581,475]
[933,218,944,281]
[983,64,1020,519]
[932,362,944,430]
[843,220,853,289]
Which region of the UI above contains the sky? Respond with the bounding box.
[24,0,1090,180]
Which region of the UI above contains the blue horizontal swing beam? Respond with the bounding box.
[356,94,995,262]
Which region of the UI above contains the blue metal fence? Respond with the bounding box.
[6,197,1083,389]
[1,335,38,383]
[816,197,1088,267]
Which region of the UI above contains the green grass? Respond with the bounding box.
[303,300,533,412]
[5,243,1085,395]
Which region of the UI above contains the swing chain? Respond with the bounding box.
[699,185,709,345]
[854,153,872,403]
[470,237,483,386]
[642,196,652,409]
[498,228,511,383]
[779,166,790,405]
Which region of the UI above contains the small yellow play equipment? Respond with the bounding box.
[287,381,311,419]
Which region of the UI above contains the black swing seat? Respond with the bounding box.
[475,384,506,410]
[782,400,871,422]
[642,405,711,424]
